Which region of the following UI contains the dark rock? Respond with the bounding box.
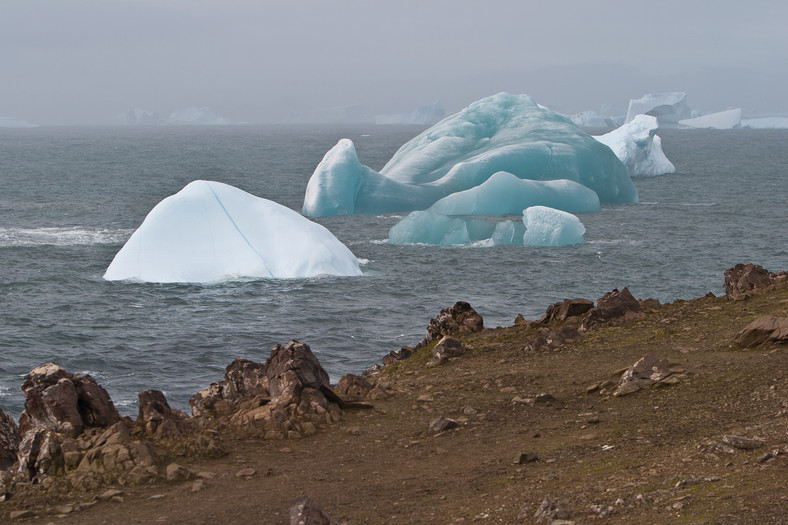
[734,316,788,348]
[290,495,338,525]
[614,353,674,396]
[137,390,188,438]
[539,298,594,324]
[724,263,772,300]
[427,336,464,367]
[422,301,483,346]
[639,297,661,311]
[514,451,538,464]
[190,358,270,418]
[335,374,373,399]
[428,417,459,433]
[266,341,331,402]
[19,363,119,439]
[523,336,548,352]
[17,428,64,483]
[580,288,645,332]
[535,393,556,404]
[0,409,20,470]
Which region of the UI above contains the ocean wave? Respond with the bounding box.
[0,227,133,247]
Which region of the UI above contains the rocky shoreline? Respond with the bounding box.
[1,262,786,523]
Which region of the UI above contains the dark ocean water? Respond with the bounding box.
[1,125,786,417]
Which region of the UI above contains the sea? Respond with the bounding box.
[1,125,786,418]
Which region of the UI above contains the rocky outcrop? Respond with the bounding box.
[724,263,773,300]
[226,341,343,439]
[723,263,787,300]
[613,354,682,396]
[422,301,483,346]
[539,298,594,324]
[0,409,20,470]
[580,288,645,331]
[137,390,189,439]
[18,363,120,439]
[190,358,270,418]
[734,316,788,348]
[335,374,373,399]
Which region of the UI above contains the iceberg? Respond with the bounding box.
[123,109,160,126]
[741,116,788,129]
[374,102,446,125]
[568,110,619,129]
[595,115,675,177]
[104,181,361,283]
[521,206,586,246]
[679,109,741,129]
[0,117,38,128]
[303,93,636,217]
[428,171,601,215]
[625,93,691,128]
[161,107,236,126]
[388,205,585,247]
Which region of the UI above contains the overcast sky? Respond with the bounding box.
[2,0,786,125]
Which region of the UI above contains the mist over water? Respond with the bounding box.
[1,126,786,418]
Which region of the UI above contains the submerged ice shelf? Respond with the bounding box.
[104,181,362,283]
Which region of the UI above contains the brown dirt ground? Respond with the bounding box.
[2,284,787,524]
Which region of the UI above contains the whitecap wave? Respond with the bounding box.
[0,227,133,247]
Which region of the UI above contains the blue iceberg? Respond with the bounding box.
[104,181,361,283]
[303,93,636,217]
[521,206,586,246]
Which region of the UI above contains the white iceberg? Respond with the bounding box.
[679,109,741,129]
[625,93,691,128]
[123,109,160,126]
[303,93,636,217]
[0,117,38,128]
[104,181,361,283]
[521,206,586,246]
[595,115,675,177]
[428,171,601,215]
[161,107,236,126]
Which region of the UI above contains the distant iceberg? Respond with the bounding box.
[374,102,446,126]
[595,115,675,177]
[679,109,741,129]
[161,107,237,126]
[625,93,691,128]
[388,205,586,247]
[304,93,636,217]
[568,110,620,129]
[123,109,160,126]
[286,104,369,124]
[740,116,788,129]
[104,181,361,283]
[0,117,38,128]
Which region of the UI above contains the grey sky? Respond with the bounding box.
[2,0,786,125]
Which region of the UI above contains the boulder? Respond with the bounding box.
[422,301,483,346]
[724,263,773,300]
[427,336,465,367]
[0,409,20,469]
[137,390,189,438]
[734,316,788,348]
[19,363,119,438]
[539,298,594,324]
[580,288,645,331]
[290,495,338,525]
[17,428,64,483]
[614,354,674,396]
[335,374,373,399]
[266,341,331,402]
